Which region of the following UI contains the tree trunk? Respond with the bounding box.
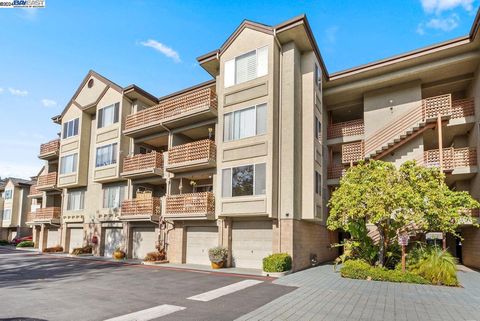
[377,226,386,267]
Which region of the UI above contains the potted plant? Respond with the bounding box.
[208,246,228,269]
[112,248,126,260]
[262,253,292,277]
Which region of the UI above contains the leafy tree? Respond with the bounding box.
[327,160,479,267]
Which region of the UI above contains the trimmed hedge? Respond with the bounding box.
[16,241,34,248]
[263,253,292,272]
[341,260,428,284]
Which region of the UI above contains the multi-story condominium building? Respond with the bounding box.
[28,13,480,271]
[0,177,34,240]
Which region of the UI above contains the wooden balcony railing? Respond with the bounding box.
[168,139,216,167]
[29,184,42,196]
[37,172,57,189]
[165,192,214,216]
[121,197,161,216]
[342,141,364,164]
[365,94,475,158]
[327,165,346,180]
[28,207,61,221]
[123,151,163,173]
[125,87,217,131]
[327,119,364,139]
[424,147,477,171]
[39,139,60,158]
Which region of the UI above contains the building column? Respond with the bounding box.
[38,224,47,252]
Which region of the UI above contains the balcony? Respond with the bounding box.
[341,141,364,164]
[327,119,364,140]
[166,139,216,173]
[424,147,477,172]
[27,207,61,223]
[121,151,163,179]
[422,95,475,120]
[39,139,60,160]
[327,165,346,180]
[124,87,217,138]
[28,184,42,198]
[36,172,58,191]
[120,197,161,221]
[164,192,215,219]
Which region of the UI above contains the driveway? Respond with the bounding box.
[0,247,293,321]
[237,263,480,321]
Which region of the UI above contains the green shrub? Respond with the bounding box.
[408,246,458,286]
[341,260,428,284]
[263,253,292,272]
[0,240,9,246]
[208,246,228,263]
[16,241,34,248]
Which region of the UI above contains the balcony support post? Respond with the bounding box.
[437,115,444,172]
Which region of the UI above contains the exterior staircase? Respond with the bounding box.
[364,94,466,160]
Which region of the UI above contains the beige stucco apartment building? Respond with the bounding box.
[27,13,480,271]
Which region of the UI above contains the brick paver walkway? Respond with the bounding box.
[236,264,480,321]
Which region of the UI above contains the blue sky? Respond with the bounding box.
[0,0,478,179]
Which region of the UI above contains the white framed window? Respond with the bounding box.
[60,153,78,174]
[98,103,119,129]
[4,189,12,200]
[62,118,79,139]
[224,46,268,87]
[222,163,266,197]
[2,209,11,220]
[224,104,266,142]
[67,190,85,211]
[103,185,125,209]
[96,143,117,167]
[315,171,321,195]
[315,116,321,140]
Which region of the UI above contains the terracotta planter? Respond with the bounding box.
[211,261,224,269]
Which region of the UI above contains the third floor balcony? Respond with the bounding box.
[124,86,217,138]
[36,172,58,191]
[327,119,364,141]
[121,151,164,179]
[27,207,61,223]
[166,139,216,173]
[39,139,60,160]
[423,147,477,172]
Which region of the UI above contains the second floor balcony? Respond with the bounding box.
[120,197,161,221]
[164,192,215,219]
[327,119,364,141]
[121,151,164,179]
[39,139,60,160]
[28,184,42,198]
[327,165,346,181]
[36,172,58,191]
[166,139,216,173]
[27,207,61,223]
[424,147,477,172]
[341,141,364,164]
[124,87,217,138]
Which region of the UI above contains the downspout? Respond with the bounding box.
[274,29,283,252]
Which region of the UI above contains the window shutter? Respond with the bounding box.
[98,108,103,128]
[114,103,120,123]
[224,59,235,87]
[74,118,79,136]
[63,123,67,139]
[257,46,268,77]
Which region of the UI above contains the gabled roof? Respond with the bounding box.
[4,177,34,187]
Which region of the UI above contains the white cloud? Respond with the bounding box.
[418,13,460,33]
[420,0,475,13]
[140,39,181,63]
[325,26,339,43]
[41,99,57,108]
[0,161,41,179]
[0,87,3,94]
[8,87,28,96]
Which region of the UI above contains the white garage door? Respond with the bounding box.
[104,228,124,258]
[232,221,272,269]
[46,229,59,248]
[68,228,84,253]
[132,228,156,260]
[186,226,218,265]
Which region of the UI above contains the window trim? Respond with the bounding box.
[97,102,120,129]
[66,190,85,211]
[95,143,118,168]
[62,118,79,140]
[2,209,12,220]
[225,46,268,87]
[60,153,78,175]
[223,103,267,142]
[222,162,266,198]
[102,185,125,209]
[4,189,12,200]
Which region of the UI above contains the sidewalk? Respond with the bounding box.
[236,264,480,321]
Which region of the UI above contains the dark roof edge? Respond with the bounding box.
[157,79,216,102]
[123,84,159,103]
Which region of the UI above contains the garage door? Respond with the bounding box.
[68,228,84,253]
[104,228,124,258]
[232,221,272,269]
[132,228,156,260]
[46,228,59,248]
[186,226,218,265]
